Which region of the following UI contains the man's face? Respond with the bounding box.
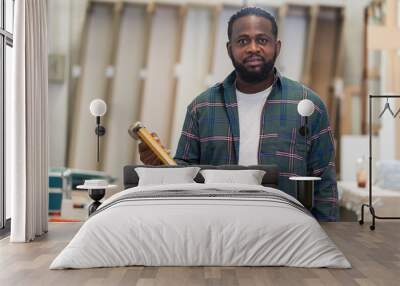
[227,15,281,84]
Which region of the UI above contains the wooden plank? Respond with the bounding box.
[205,4,221,86]
[169,6,215,152]
[330,7,345,132]
[365,0,400,154]
[301,5,319,86]
[133,2,155,164]
[99,1,124,171]
[331,8,345,176]
[68,2,115,170]
[101,3,148,177]
[276,4,288,74]
[138,4,181,153]
[393,51,400,159]
[166,5,188,148]
[341,86,360,135]
[333,8,345,80]
[309,7,341,110]
[277,3,288,28]
[210,6,238,85]
[367,26,400,51]
[330,3,344,175]
[384,0,396,27]
[278,5,308,82]
[66,1,91,167]
[361,7,368,135]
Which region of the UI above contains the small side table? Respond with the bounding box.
[289,176,321,210]
[87,189,106,215]
[77,180,117,215]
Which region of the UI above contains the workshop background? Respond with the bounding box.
[46,0,400,221]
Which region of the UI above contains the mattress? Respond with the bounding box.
[50,183,350,269]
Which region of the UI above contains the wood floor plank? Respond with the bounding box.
[204,267,221,279]
[136,278,155,286]
[117,267,143,286]
[303,278,324,286]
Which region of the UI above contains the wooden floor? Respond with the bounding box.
[0,222,399,286]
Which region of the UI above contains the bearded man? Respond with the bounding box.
[139,7,338,221]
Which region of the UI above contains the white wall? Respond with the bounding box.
[340,135,379,182]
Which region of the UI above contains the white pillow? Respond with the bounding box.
[200,169,266,185]
[135,167,201,186]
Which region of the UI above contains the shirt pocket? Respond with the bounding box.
[277,128,307,175]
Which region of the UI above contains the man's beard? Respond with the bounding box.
[231,53,277,84]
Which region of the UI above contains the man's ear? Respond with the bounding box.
[226,41,232,59]
[275,39,282,58]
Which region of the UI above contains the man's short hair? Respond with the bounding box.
[227,7,278,41]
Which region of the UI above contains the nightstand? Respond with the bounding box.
[77,180,117,215]
[289,176,321,210]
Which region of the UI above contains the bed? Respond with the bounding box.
[50,165,350,269]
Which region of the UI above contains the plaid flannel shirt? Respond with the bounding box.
[174,70,338,221]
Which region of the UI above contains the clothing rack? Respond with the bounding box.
[359,95,400,230]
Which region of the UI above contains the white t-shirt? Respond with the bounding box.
[236,85,273,166]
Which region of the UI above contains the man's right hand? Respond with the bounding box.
[138,132,168,165]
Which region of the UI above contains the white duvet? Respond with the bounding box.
[50,183,351,269]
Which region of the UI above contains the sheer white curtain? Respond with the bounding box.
[7,0,48,242]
